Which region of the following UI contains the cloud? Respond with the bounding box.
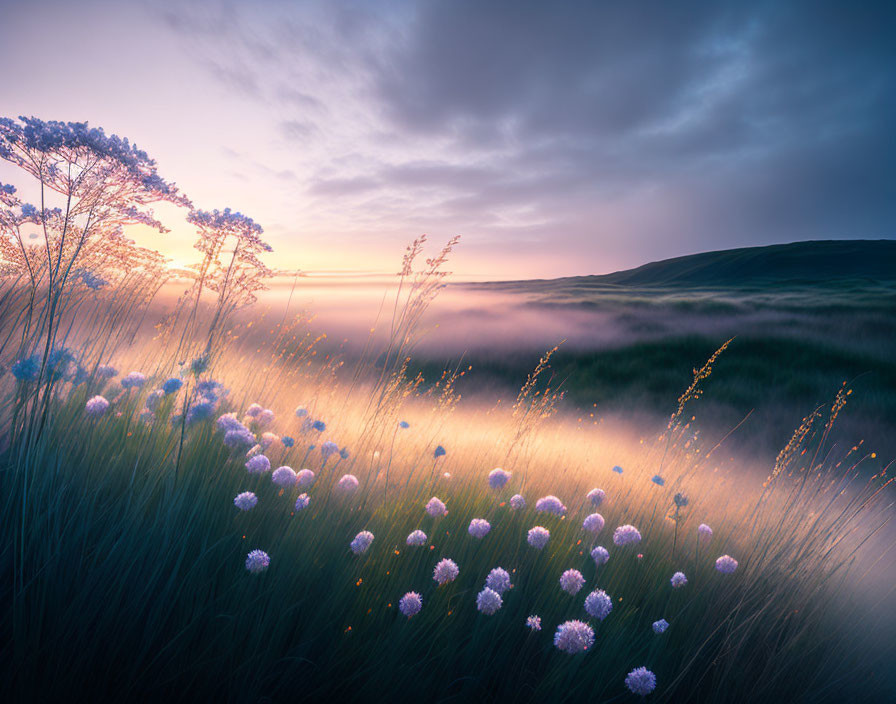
[155,0,895,273]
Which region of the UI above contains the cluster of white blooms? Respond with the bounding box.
[350,531,374,555]
[476,587,503,615]
[433,558,459,585]
[406,530,428,546]
[586,488,606,507]
[554,620,594,654]
[527,526,550,549]
[425,496,448,517]
[488,468,511,489]
[559,569,586,595]
[582,513,605,533]
[613,524,642,546]
[584,590,613,620]
[468,518,491,538]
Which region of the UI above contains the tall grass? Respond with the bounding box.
[1,300,893,701]
[1,116,893,703]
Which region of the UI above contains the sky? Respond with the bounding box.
[1,0,894,280]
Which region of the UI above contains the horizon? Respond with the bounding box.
[2,0,894,279]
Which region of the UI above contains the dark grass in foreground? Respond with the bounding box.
[2,383,892,703]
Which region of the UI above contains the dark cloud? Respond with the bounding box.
[160,0,896,271]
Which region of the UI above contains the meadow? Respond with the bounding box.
[1,117,894,703]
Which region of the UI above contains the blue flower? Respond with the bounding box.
[653,619,669,634]
[612,465,624,474]
[625,667,657,696]
[312,420,326,432]
[281,435,295,447]
[434,445,446,458]
[399,420,410,428]
[674,492,688,507]
[339,446,350,459]
[651,475,665,486]
[162,377,183,394]
[321,441,339,460]
[11,354,41,382]
[186,401,215,425]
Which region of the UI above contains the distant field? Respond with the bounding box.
[401,247,896,460]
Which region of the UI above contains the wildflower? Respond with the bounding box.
[225,428,256,450]
[591,546,610,565]
[625,667,657,696]
[294,469,314,489]
[527,526,550,549]
[186,401,215,425]
[560,569,586,595]
[653,619,669,634]
[697,523,713,541]
[486,567,512,594]
[84,395,109,417]
[587,488,606,507]
[433,558,459,585]
[673,492,688,507]
[234,491,258,511]
[476,587,503,615]
[162,377,182,394]
[582,513,605,534]
[434,445,446,458]
[320,441,339,460]
[245,549,270,574]
[612,465,624,474]
[96,364,117,378]
[584,589,613,620]
[339,447,350,459]
[257,409,275,427]
[311,420,326,432]
[671,571,688,588]
[294,493,310,511]
[259,432,279,450]
[399,592,422,617]
[189,354,209,376]
[272,466,297,488]
[399,420,410,428]
[510,494,526,510]
[488,468,511,489]
[351,531,374,555]
[295,406,309,417]
[651,475,665,486]
[245,455,271,475]
[535,495,567,516]
[195,380,227,401]
[336,474,360,494]
[216,412,242,432]
[715,555,738,574]
[526,615,542,631]
[554,620,594,654]
[120,371,146,389]
[282,435,295,448]
[145,389,164,411]
[613,524,642,546]
[425,497,448,518]
[245,403,263,418]
[406,530,427,546]
[468,518,491,539]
